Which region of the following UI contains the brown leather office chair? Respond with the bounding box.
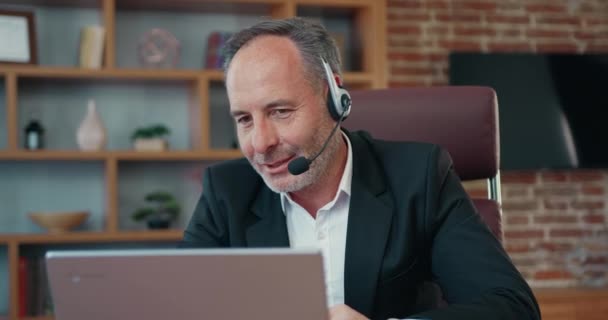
[343,86,502,240]
[343,86,502,309]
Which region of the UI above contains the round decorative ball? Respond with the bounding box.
[137,28,180,68]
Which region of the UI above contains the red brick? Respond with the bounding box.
[425,26,450,36]
[438,40,482,51]
[427,53,447,62]
[487,42,531,52]
[536,16,582,27]
[426,0,449,9]
[505,188,529,198]
[586,17,608,27]
[388,38,433,48]
[574,31,608,40]
[502,172,538,184]
[454,26,497,37]
[534,215,578,224]
[388,12,432,22]
[587,44,608,53]
[587,256,608,265]
[534,187,577,197]
[525,4,566,13]
[505,229,545,240]
[534,269,574,280]
[549,229,592,238]
[536,42,580,53]
[537,241,574,253]
[388,0,423,9]
[571,201,604,210]
[582,214,606,224]
[540,171,569,183]
[505,242,531,254]
[436,13,482,23]
[486,14,530,24]
[502,201,539,211]
[498,29,523,37]
[388,52,427,61]
[571,171,604,182]
[391,66,435,76]
[526,29,571,38]
[582,186,605,196]
[506,215,530,225]
[544,200,568,210]
[454,1,497,11]
[388,25,423,35]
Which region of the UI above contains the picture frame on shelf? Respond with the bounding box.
[0,10,37,65]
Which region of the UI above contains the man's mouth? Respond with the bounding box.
[261,155,295,173]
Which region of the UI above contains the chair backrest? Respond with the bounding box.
[343,86,502,240]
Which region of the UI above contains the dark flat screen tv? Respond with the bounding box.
[449,53,608,170]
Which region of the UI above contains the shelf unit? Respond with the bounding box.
[0,0,387,318]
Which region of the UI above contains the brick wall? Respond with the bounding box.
[386,0,608,287]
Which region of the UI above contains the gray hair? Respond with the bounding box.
[222,17,342,91]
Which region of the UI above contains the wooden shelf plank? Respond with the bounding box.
[0,230,183,244]
[0,151,108,160]
[3,66,202,81]
[0,150,242,161]
[0,0,98,7]
[296,0,369,7]
[0,66,373,85]
[114,150,243,160]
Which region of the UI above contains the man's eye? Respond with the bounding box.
[236,116,251,125]
[272,109,292,118]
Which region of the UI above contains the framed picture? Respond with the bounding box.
[0,10,37,64]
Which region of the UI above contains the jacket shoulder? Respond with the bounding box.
[205,158,262,196]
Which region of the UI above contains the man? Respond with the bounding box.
[181,17,540,320]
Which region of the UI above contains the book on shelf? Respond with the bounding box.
[79,25,106,69]
[204,31,233,69]
[19,256,53,317]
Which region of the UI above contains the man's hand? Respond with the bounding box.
[328,304,369,320]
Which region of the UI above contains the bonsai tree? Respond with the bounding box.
[132,191,181,229]
[131,124,170,141]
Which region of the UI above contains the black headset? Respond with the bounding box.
[321,57,352,121]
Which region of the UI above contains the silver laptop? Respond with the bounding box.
[46,248,328,320]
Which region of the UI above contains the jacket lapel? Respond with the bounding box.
[246,186,290,247]
[344,131,394,317]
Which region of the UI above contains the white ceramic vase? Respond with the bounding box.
[76,99,106,151]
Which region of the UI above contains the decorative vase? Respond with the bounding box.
[77,99,106,151]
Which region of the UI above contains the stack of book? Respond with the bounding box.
[18,256,53,317]
[204,31,233,69]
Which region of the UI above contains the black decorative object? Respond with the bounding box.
[24,119,44,150]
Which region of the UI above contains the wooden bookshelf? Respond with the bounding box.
[0,230,182,245]
[0,0,387,318]
[0,150,242,161]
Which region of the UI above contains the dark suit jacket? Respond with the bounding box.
[181,130,540,320]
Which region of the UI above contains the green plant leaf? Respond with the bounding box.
[132,207,156,221]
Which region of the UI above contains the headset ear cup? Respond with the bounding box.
[327,89,342,121]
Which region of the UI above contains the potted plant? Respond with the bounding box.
[131,191,181,229]
[131,124,170,151]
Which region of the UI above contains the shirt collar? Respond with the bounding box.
[280,131,353,213]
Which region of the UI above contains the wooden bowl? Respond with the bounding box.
[29,211,89,233]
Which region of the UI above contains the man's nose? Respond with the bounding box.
[251,119,279,155]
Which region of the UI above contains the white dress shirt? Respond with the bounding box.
[281,132,353,307]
